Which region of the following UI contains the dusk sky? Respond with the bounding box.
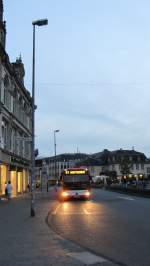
[4,0,150,157]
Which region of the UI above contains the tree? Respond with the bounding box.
[120,157,132,176]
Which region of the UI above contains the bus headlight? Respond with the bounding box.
[62,191,68,197]
[85,191,90,197]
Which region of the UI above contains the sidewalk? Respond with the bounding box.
[105,184,150,198]
[0,190,117,266]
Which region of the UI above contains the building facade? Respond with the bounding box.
[35,149,150,187]
[77,149,150,181]
[93,149,150,181]
[0,1,32,197]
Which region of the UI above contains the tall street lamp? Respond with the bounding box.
[31,18,48,217]
[54,129,60,181]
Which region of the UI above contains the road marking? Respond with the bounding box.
[67,251,107,265]
[52,206,102,216]
[83,208,91,214]
[57,212,85,215]
[54,212,103,215]
[52,212,90,216]
[51,204,61,215]
[118,196,135,201]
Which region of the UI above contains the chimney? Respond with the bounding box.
[12,56,25,84]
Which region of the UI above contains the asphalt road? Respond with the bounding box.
[48,189,150,266]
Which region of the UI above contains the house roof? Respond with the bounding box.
[76,157,101,166]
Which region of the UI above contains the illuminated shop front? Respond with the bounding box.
[0,156,30,197]
[9,168,29,197]
[9,156,31,197]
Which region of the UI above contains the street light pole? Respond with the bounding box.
[31,18,48,217]
[54,129,60,181]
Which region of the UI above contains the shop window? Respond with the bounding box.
[23,170,26,191]
[18,172,23,193]
[0,165,7,194]
[10,171,17,197]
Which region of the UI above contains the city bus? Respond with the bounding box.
[59,168,92,200]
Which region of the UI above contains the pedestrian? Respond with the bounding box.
[5,182,8,199]
[27,183,30,192]
[6,181,12,200]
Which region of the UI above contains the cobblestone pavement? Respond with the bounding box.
[0,191,118,266]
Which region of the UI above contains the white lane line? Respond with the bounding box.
[51,204,61,215]
[118,196,135,201]
[67,251,107,265]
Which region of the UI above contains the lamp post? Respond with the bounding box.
[54,129,60,181]
[31,18,48,217]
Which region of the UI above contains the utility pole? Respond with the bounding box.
[54,129,60,182]
[31,19,48,217]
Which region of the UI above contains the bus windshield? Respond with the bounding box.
[63,174,90,189]
[64,175,90,183]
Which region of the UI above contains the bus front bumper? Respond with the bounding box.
[61,190,91,199]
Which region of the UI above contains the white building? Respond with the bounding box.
[35,153,88,185]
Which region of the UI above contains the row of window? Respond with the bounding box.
[49,163,71,170]
[107,156,144,163]
[109,163,145,171]
[1,118,31,160]
[1,72,32,131]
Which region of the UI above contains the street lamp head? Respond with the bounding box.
[54,129,60,133]
[32,19,48,26]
